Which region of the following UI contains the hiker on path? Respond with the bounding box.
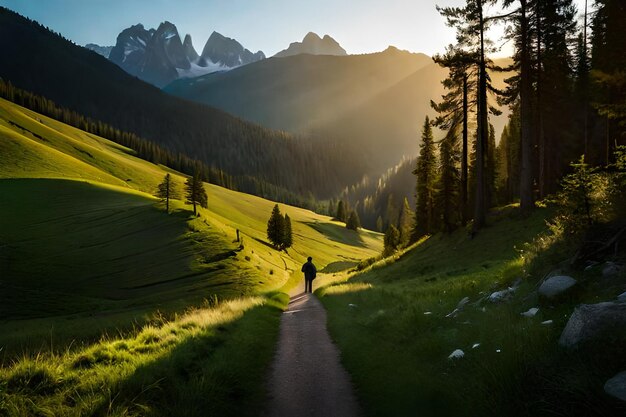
[301,256,317,293]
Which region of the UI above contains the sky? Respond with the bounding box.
[0,0,589,57]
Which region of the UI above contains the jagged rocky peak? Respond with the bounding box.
[183,34,199,62]
[199,31,265,68]
[106,23,266,87]
[274,32,347,58]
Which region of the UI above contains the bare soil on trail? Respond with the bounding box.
[265,291,361,417]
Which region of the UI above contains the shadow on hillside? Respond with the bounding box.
[90,302,282,417]
[320,261,359,273]
[304,221,367,248]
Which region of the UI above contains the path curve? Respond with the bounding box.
[266,292,361,417]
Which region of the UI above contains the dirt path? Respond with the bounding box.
[266,291,362,417]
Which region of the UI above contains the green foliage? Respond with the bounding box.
[397,197,413,245]
[282,214,293,249]
[413,116,437,239]
[266,204,285,249]
[346,210,361,231]
[336,200,347,222]
[184,173,208,215]
[156,173,178,213]
[436,129,460,233]
[557,156,599,232]
[383,224,400,257]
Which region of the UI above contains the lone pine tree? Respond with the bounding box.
[156,173,178,213]
[184,172,208,216]
[267,204,285,249]
[346,211,361,231]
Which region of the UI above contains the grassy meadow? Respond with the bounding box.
[318,207,626,417]
[0,97,382,415]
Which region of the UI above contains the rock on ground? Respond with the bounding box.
[521,307,539,317]
[559,302,626,348]
[604,371,626,402]
[489,287,515,303]
[603,262,624,278]
[538,275,577,299]
[448,349,465,359]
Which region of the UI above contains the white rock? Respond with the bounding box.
[472,343,480,349]
[604,371,626,402]
[541,320,553,325]
[496,349,501,353]
[521,307,540,317]
[488,287,515,303]
[448,349,465,359]
[538,275,577,299]
[423,311,432,315]
[348,304,358,308]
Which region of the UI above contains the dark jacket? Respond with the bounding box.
[301,261,317,280]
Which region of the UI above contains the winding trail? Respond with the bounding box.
[266,290,361,417]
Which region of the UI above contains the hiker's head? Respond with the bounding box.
[307,256,312,262]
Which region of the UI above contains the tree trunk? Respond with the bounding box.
[473,0,488,231]
[537,6,546,199]
[519,0,534,213]
[461,73,469,225]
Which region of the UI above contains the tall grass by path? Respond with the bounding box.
[318,207,626,417]
[0,293,288,416]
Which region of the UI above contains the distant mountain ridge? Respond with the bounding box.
[274,32,347,57]
[85,43,113,58]
[107,21,265,87]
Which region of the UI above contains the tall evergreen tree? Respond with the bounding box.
[156,173,178,213]
[438,0,499,231]
[267,204,285,248]
[283,214,293,249]
[184,172,208,216]
[436,129,461,233]
[413,116,437,239]
[431,48,478,225]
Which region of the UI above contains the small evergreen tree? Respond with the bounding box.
[267,204,285,248]
[346,211,361,231]
[156,173,178,213]
[383,224,401,256]
[184,172,208,215]
[336,201,347,222]
[282,214,293,249]
[328,199,336,217]
[397,197,413,245]
[413,116,437,240]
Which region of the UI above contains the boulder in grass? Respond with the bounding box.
[604,371,626,402]
[603,262,624,278]
[488,287,515,303]
[559,302,626,349]
[448,349,464,360]
[538,275,577,299]
[618,292,626,303]
[521,307,539,317]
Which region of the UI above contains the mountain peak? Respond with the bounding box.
[199,31,265,69]
[274,32,347,58]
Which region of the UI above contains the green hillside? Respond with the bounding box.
[0,95,381,349]
[318,207,626,417]
[0,96,382,415]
